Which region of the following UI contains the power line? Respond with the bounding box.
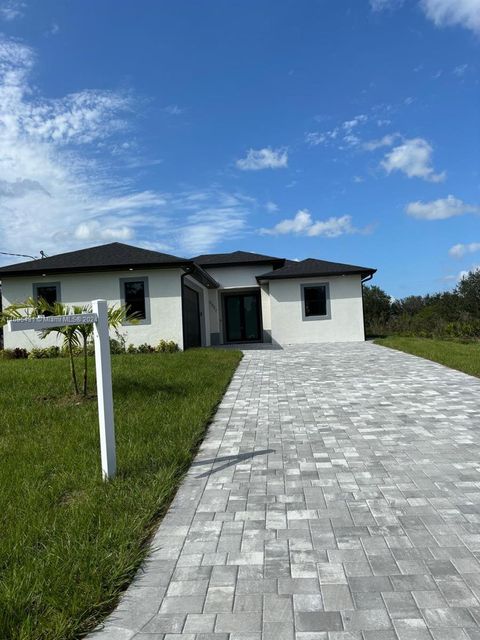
[0,250,38,260]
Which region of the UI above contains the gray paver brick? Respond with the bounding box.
[86,343,480,638]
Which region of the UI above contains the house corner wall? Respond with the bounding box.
[269,274,365,344]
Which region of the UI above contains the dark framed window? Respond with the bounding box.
[120,277,150,324]
[33,282,60,315]
[302,283,330,319]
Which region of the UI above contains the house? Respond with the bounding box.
[0,242,376,350]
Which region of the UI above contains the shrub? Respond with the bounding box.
[109,338,126,354]
[124,341,179,354]
[157,339,179,353]
[0,348,28,360]
[136,343,156,354]
[29,346,61,359]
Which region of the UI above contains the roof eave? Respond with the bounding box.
[0,261,192,278]
[256,268,377,282]
[184,264,220,289]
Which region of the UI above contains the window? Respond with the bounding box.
[33,282,60,315]
[120,277,150,323]
[302,283,330,319]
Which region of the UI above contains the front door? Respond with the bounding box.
[224,291,262,343]
[183,285,202,349]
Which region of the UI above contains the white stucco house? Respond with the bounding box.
[0,242,376,350]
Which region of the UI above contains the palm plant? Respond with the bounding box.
[72,304,131,396]
[1,299,135,396]
[39,302,84,395]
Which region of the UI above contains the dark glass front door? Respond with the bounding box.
[224,292,262,343]
[183,285,201,348]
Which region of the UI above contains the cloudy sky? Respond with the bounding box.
[0,0,478,297]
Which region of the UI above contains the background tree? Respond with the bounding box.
[362,284,392,335]
[456,269,480,317]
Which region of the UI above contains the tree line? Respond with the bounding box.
[363,268,480,340]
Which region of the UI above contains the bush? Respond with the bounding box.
[125,340,179,354]
[137,343,156,353]
[157,339,179,353]
[109,338,126,354]
[29,346,61,359]
[0,348,28,360]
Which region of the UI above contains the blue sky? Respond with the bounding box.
[0,0,478,297]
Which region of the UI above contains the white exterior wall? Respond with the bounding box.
[204,265,274,289]
[1,268,185,350]
[203,264,273,343]
[269,274,365,344]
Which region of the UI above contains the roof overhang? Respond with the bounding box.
[182,264,220,288]
[0,261,193,278]
[257,268,377,283]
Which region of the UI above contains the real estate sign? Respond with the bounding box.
[7,300,116,480]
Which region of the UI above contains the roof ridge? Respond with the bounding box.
[0,242,190,275]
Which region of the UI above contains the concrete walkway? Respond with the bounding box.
[91,342,480,640]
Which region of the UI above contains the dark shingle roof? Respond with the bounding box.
[257,258,376,281]
[193,250,284,268]
[0,242,190,277]
[0,243,376,285]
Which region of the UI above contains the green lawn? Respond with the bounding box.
[374,336,480,378]
[0,349,241,640]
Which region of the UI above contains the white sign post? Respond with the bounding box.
[8,299,116,480]
[91,300,116,479]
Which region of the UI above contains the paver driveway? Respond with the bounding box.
[91,342,480,640]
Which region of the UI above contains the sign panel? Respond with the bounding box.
[8,313,98,332]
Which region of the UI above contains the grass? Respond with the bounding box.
[0,349,241,640]
[374,336,480,378]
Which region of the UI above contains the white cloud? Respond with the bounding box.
[308,216,361,237]
[163,104,184,115]
[260,209,369,238]
[0,0,25,21]
[363,133,400,151]
[264,209,312,235]
[74,222,134,241]
[449,242,480,258]
[0,36,253,261]
[459,265,480,280]
[265,200,278,213]
[420,0,480,34]
[406,195,480,220]
[306,115,368,150]
[236,147,288,170]
[342,114,368,131]
[447,265,480,282]
[370,0,404,10]
[382,138,445,182]
[305,129,338,146]
[172,190,252,254]
[371,0,480,34]
[453,63,469,77]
